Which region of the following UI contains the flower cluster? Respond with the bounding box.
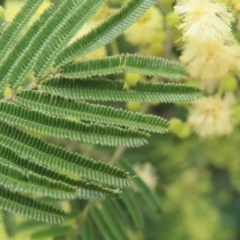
[174,0,240,138]
[175,0,240,84]
[188,94,235,138]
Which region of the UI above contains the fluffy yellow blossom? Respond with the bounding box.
[124,6,163,46]
[180,39,240,82]
[188,95,236,138]
[175,0,240,85]
[133,162,158,190]
[174,0,234,42]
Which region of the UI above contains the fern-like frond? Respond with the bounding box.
[0,159,76,200]
[0,121,131,188]
[16,91,168,133]
[119,159,161,212]
[54,0,155,67]
[0,1,55,91]
[0,186,66,224]
[121,189,144,228]
[0,0,43,64]
[61,54,186,80]
[0,144,119,201]
[91,202,131,240]
[42,78,202,102]
[90,207,115,240]
[0,0,103,90]
[80,220,95,240]
[0,102,148,147]
[33,0,106,77]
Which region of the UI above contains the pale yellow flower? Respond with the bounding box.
[124,6,163,45]
[180,38,240,82]
[188,95,235,137]
[174,0,234,42]
[133,162,158,190]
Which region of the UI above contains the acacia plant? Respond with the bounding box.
[0,0,201,224]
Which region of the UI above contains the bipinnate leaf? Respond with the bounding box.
[0,0,43,65]
[16,90,169,134]
[0,121,131,188]
[0,186,66,224]
[61,54,186,80]
[55,0,155,66]
[42,78,202,103]
[0,102,149,148]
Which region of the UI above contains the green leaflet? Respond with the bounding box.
[0,0,101,90]
[0,186,66,224]
[0,102,149,147]
[61,54,186,80]
[1,212,16,238]
[16,90,168,134]
[91,207,116,240]
[0,121,131,188]
[30,225,72,239]
[121,189,144,228]
[119,159,161,212]
[0,159,77,200]
[42,78,202,102]
[0,1,57,91]
[81,220,95,240]
[0,144,118,201]
[33,0,106,77]
[55,0,155,66]
[0,0,43,65]
[92,201,131,240]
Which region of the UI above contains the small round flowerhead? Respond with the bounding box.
[180,38,240,82]
[0,6,4,20]
[188,95,235,138]
[124,6,163,45]
[174,0,234,42]
[133,162,158,190]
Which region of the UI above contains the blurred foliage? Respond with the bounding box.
[1,0,240,239]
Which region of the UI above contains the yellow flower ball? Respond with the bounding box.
[169,118,183,133]
[126,102,142,112]
[178,124,191,139]
[221,75,238,92]
[0,6,4,20]
[124,6,163,45]
[124,73,141,87]
[166,12,180,27]
[188,95,235,138]
[169,118,191,139]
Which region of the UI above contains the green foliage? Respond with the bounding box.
[0,186,66,224]
[0,0,201,224]
[54,0,157,67]
[0,0,43,66]
[42,78,201,102]
[16,91,168,133]
[61,54,186,79]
